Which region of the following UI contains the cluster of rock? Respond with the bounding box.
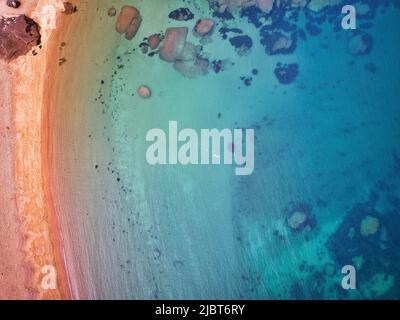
[159,27,209,78]
[115,5,142,40]
[158,18,215,78]
[0,15,41,62]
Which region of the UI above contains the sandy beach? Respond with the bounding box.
[0,0,73,300]
[0,0,100,299]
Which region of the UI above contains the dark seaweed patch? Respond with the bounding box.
[168,7,194,21]
[229,35,253,55]
[274,63,299,84]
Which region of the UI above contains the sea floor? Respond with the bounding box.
[52,0,400,299]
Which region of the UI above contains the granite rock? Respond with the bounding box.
[0,15,41,62]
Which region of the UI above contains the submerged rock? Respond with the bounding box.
[211,59,232,74]
[108,7,117,17]
[116,5,142,40]
[137,85,152,99]
[360,216,380,237]
[348,32,373,56]
[159,27,188,62]
[288,211,307,230]
[173,56,209,79]
[257,0,274,13]
[0,15,41,62]
[6,0,21,8]
[261,31,295,55]
[284,202,316,233]
[148,34,161,50]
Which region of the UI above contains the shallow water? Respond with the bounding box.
[57,0,400,299]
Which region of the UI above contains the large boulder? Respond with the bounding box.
[194,19,215,37]
[168,8,194,21]
[0,15,41,62]
[116,5,142,40]
[159,27,188,62]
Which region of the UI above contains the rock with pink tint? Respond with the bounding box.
[0,15,41,62]
[116,5,142,40]
[257,0,274,13]
[194,19,215,37]
[159,27,188,62]
[137,85,152,99]
[148,34,161,50]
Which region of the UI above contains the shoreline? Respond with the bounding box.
[11,0,73,299]
[41,3,75,299]
[42,0,120,298]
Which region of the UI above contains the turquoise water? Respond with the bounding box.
[73,0,400,299]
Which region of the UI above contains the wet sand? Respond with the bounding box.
[0,0,73,300]
[43,0,120,299]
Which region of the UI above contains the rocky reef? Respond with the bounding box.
[6,0,21,9]
[194,19,215,37]
[0,15,41,62]
[274,63,299,84]
[327,166,400,298]
[285,202,317,233]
